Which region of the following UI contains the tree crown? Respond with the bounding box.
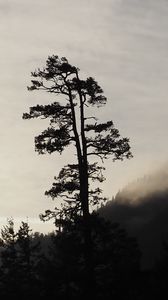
[23,55,132,225]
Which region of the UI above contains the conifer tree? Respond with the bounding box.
[23,55,132,294]
[0,219,19,296]
[0,220,42,297]
[0,218,17,273]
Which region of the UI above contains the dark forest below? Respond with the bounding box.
[0,213,168,299]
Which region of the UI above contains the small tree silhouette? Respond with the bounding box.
[0,220,41,298]
[23,55,132,294]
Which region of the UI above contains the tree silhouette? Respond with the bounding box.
[23,55,132,294]
[0,220,42,298]
[16,221,42,296]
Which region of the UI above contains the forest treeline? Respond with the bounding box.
[100,168,168,269]
[0,214,168,299]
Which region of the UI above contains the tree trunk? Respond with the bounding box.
[75,70,95,296]
[68,72,95,295]
[80,164,94,296]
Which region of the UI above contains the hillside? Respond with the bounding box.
[99,166,168,269]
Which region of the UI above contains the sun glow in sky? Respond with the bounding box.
[0,0,168,232]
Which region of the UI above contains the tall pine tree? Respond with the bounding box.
[23,55,132,295]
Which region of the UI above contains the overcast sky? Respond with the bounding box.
[0,0,168,233]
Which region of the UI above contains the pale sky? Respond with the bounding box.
[0,0,168,233]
